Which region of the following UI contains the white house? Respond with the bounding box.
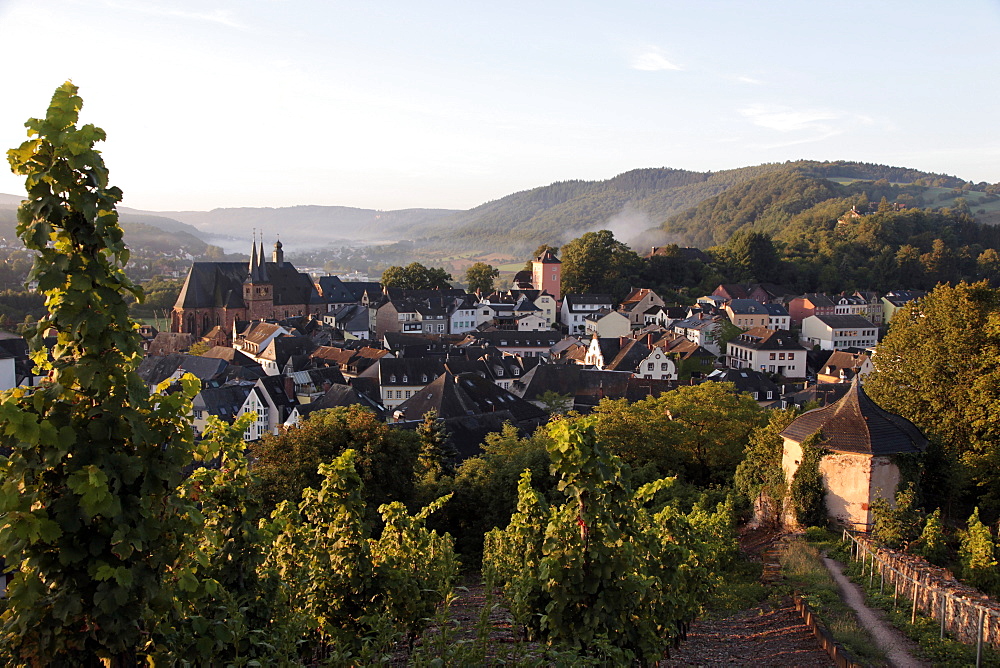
[561,294,614,335]
[635,347,677,380]
[801,315,879,351]
[584,309,631,338]
[726,327,806,378]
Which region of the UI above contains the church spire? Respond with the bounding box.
[247,230,260,282]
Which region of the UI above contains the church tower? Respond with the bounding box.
[244,236,273,319]
[531,248,562,301]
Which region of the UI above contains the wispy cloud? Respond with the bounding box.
[103,1,247,29]
[736,75,762,85]
[738,104,877,148]
[630,46,682,72]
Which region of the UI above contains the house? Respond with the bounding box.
[634,346,677,381]
[584,309,631,338]
[881,290,926,325]
[284,384,386,428]
[788,293,836,327]
[619,288,665,328]
[726,327,806,378]
[817,351,874,384]
[238,375,299,441]
[356,357,447,409]
[391,371,547,435]
[671,314,723,356]
[833,294,869,316]
[191,383,254,436]
[449,295,479,335]
[724,299,771,330]
[516,313,549,331]
[459,330,563,359]
[712,284,751,301]
[510,364,671,413]
[852,291,884,323]
[801,315,879,351]
[561,294,614,334]
[234,322,291,358]
[508,289,558,327]
[704,368,781,406]
[780,380,926,530]
[322,304,371,339]
[763,303,791,330]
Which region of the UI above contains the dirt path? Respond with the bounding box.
[823,556,929,668]
[658,599,835,666]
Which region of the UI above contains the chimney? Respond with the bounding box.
[284,376,295,401]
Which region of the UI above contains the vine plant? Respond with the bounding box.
[0,82,200,663]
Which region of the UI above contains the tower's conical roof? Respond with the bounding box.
[780,378,926,455]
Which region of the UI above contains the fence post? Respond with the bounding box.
[977,607,985,668]
[911,574,919,625]
[893,573,898,610]
[869,552,875,588]
[880,563,885,595]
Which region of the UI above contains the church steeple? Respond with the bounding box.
[247,233,260,282]
[273,238,284,267]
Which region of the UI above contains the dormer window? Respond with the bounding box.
[421,374,428,383]
[402,375,408,383]
[390,375,396,383]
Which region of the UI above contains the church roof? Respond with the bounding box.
[174,260,320,310]
[780,379,926,456]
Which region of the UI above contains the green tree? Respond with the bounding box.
[537,390,573,415]
[734,408,799,526]
[249,405,421,516]
[0,82,199,663]
[913,508,949,566]
[865,281,1000,508]
[958,508,999,594]
[381,262,453,290]
[870,482,923,550]
[559,230,642,299]
[725,230,780,283]
[464,261,499,294]
[789,431,827,528]
[522,244,559,271]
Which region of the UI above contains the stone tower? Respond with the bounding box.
[243,239,273,320]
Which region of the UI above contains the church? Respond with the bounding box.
[172,239,325,341]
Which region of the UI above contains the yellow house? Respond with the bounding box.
[780,379,926,530]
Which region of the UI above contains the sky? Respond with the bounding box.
[1,0,999,213]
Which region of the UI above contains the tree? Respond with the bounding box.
[958,508,999,594]
[0,82,199,662]
[522,244,559,271]
[870,482,922,550]
[464,261,499,294]
[725,230,780,283]
[380,262,453,290]
[734,408,799,526]
[249,405,421,516]
[789,431,827,528]
[865,281,1000,508]
[559,230,642,299]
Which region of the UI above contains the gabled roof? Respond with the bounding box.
[705,368,780,397]
[360,357,447,385]
[763,303,789,317]
[605,339,651,373]
[137,354,229,387]
[296,384,385,420]
[193,384,253,423]
[730,327,804,352]
[780,380,926,456]
[797,293,836,308]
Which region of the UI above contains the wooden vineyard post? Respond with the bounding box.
[976,607,985,668]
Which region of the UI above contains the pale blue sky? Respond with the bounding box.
[1,0,998,212]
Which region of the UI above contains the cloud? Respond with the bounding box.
[736,76,762,85]
[630,47,682,72]
[738,104,882,149]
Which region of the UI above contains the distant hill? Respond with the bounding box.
[157,205,459,249]
[0,159,986,257]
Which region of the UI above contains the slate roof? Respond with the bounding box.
[799,293,836,308]
[763,303,789,317]
[730,327,804,352]
[727,299,768,315]
[193,384,253,423]
[137,354,229,388]
[563,294,614,309]
[780,379,926,456]
[535,249,560,264]
[395,371,546,424]
[174,260,319,309]
[462,331,563,349]
[705,368,780,400]
[809,314,878,329]
[605,339,652,373]
[296,384,385,420]
[510,364,635,410]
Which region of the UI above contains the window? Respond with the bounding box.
[396,390,402,399]
[778,353,785,360]
[769,353,776,360]
[390,375,396,383]
[405,390,411,398]
[647,363,654,371]
[660,363,669,371]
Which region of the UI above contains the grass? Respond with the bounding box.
[840,544,1000,667]
[780,534,886,664]
[705,559,768,616]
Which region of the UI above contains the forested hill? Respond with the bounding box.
[411,160,978,254]
[658,161,976,249]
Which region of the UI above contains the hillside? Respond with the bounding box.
[0,160,987,258]
[158,205,459,249]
